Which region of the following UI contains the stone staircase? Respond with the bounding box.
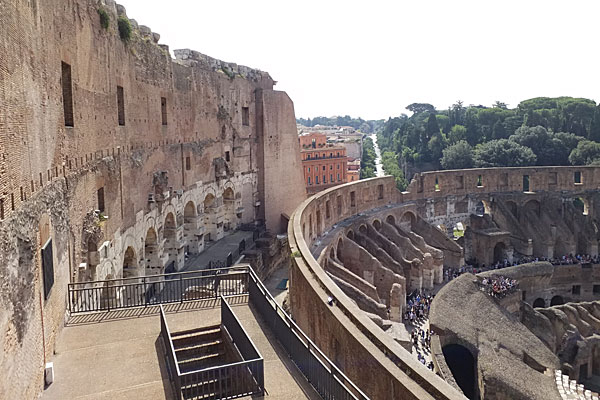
[171,324,227,374]
[554,370,600,400]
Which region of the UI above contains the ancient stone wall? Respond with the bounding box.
[0,0,304,397]
[289,166,600,399]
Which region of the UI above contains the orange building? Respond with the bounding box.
[299,133,348,194]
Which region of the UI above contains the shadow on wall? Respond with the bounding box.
[442,344,479,400]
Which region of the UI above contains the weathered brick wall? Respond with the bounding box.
[0,0,304,397]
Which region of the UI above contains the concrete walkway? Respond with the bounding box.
[43,298,319,400]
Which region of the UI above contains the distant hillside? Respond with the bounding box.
[297,115,384,133]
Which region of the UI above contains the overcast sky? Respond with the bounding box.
[117,0,600,120]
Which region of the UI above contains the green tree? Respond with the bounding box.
[473,139,536,167]
[425,112,440,139]
[569,140,600,165]
[440,141,473,170]
[406,103,435,114]
[448,124,467,144]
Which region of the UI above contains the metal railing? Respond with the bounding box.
[72,264,367,400]
[246,268,369,400]
[160,300,264,400]
[68,266,249,313]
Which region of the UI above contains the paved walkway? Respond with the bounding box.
[183,230,255,272]
[43,298,319,400]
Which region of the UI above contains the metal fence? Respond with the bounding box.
[159,300,264,400]
[68,266,249,313]
[246,268,369,400]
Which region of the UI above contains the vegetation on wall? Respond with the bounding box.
[378,97,600,172]
[98,8,110,30]
[118,16,132,41]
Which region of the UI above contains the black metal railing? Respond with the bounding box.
[160,300,264,400]
[71,264,367,399]
[68,266,249,313]
[246,268,369,400]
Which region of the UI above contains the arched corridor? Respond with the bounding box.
[443,344,478,400]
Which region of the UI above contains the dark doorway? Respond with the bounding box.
[443,344,478,399]
[550,295,564,306]
[493,242,506,263]
[533,298,545,308]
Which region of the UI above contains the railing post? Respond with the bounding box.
[106,281,110,312]
[179,273,183,303]
[143,277,147,307]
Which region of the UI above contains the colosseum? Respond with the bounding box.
[3,1,600,400]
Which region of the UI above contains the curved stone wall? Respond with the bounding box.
[289,166,600,399]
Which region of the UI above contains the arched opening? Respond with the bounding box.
[122,246,138,279]
[493,242,507,263]
[203,193,217,242]
[373,219,382,231]
[164,213,178,272]
[223,188,236,233]
[329,247,335,260]
[505,200,518,219]
[475,201,485,217]
[336,238,344,261]
[523,199,541,217]
[359,224,367,235]
[183,201,201,255]
[443,344,478,400]
[399,212,415,230]
[346,230,354,240]
[145,228,162,276]
[550,295,564,306]
[533,298,546,308]
[574,197,589,216]
[386,215,396,225]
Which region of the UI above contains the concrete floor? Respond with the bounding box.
[43,298,319,400]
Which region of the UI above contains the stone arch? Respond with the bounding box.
[336,238,344,260]
[346,230,355,240]
[399,211,416,230]
[184,200,202,255]
[533,298,545,308]
[372,219,382,231]
[163,212,180,271]
[223,187,237,233]
[386,215,396,225]
[551,295,564,306]
[493,242,507,264]
[475,201,485,217]
[316,210,322,236]
[329,246,335,260]
[144,228,162,276]
[523,199,541,217]
[442,344,477,400]
[122,246,138,279]
[358,224,367,235]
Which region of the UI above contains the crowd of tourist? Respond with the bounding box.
[479,275,518,298]
[411,327,435,370]
[404,291,434,325]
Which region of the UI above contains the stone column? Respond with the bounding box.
[389,283,404,322]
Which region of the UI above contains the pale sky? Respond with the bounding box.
[117,0,600,120]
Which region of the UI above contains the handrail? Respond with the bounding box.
[220,295,263,361]
[247,266,368,399]
[70,265,248,286]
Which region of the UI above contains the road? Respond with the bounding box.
[370,133,385,177]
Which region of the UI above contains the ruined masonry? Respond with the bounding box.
[0,1,306,398]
